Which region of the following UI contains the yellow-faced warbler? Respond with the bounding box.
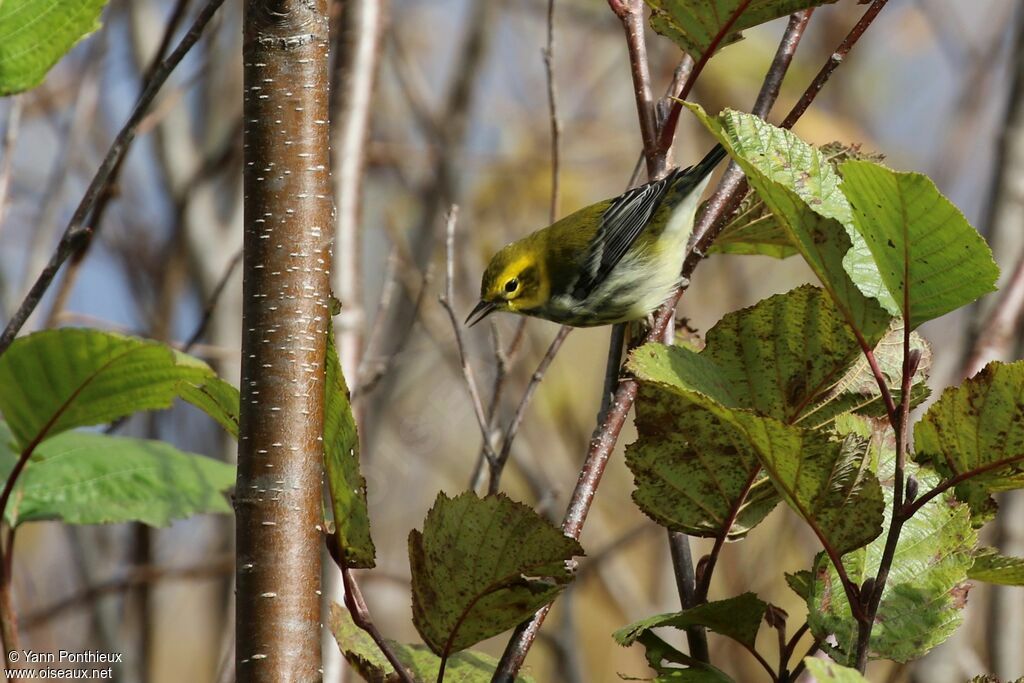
[466,144,726,327]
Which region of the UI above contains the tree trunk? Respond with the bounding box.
[237,2,333,681]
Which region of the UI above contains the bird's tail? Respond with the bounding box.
[663,143,728,203]
[687,143,727,183]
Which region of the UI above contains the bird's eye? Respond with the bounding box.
[504,278,519,294]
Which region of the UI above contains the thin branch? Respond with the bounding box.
[487,326,571,495]
[656,0,754,156]
[780,0,890,130]
[184,248,242,352]
[543,0,562,224]
[901,453,1024,520]
[22,555,232,628]
[609,0,660,176]
[667,530,709,662]
[494,3,886,676]
[0,0,228,358]
[325,536,415,683]
[438,206,499,469]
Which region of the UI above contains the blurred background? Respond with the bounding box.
[0,0,1021,681]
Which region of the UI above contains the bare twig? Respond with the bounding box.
[494,3,887,677]
[780,0,890,130]
[326,536,415,683]
[656,0,754,156]
[438,206,499,468]
[543,0,562,224]
[184,248,242,352]
[487,326,571,495]
[22,556,232,628]
[0,0,228,358]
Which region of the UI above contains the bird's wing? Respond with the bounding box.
[571,145,726,301]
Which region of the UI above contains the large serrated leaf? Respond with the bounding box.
[0,0,109,95]
[626,398,778,539]
[0,423,233,527]
[0,329,237,449]
[968,548,1024,586]
[615,593,767,650]
[808,461,977,665]
[409,492,582,657]
[628,289,885,554]
[913,361,1024,524]
[686,105,896,332]
[328,603,534,683]
[710,143,884,260]
[644,0,836,63]
[324,328,374,568]
[839,160,998,329]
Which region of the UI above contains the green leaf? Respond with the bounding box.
[0,329,236,449]
[644,0,836,63]
[753,425,884,556]
[802,659,868,682]
[914,361,1024,523]
[968,548,1024,586]
[409,492,582,657]
[785,570,813,600]
[0,0,108,95]
[323,329,374,568]
[626,399,778,538]
[328,602,535,683]
[709,143,883,260]
[686,105,896,332]
[624,631,734,682]
[628,288,886,555]
[176,374,240,439]
[614,593,767,650]
[840,160,998,329]
[0,422,233,527]
[707,189,798,259]
[808,461,977,665]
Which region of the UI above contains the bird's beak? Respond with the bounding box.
[465,300,497,327]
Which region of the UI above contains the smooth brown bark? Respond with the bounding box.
[237,2,332,681]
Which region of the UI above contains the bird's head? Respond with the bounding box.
[466,243,548,326]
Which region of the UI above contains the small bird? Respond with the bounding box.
[466,144,727,328]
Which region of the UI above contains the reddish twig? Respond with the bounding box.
[325,536,414,683]
[656,0,754,156]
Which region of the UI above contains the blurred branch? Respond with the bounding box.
[494,2,887,677]
[0,97,22,246]
[367,0,498,440]
[184,248,243,352]
[439,206,499,469]
[486,325,571,495]
[21,555,233,629]
[0,0,228,358]
[330,0,386,382]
